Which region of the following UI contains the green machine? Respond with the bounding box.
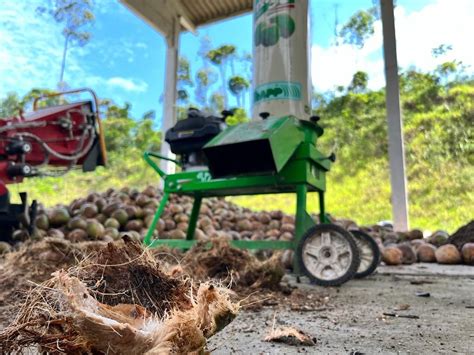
[143,0,380,286]
[143,112,380,286]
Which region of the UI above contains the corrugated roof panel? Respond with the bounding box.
[121,0,253,35]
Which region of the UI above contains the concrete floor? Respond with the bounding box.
[209,264,474,354]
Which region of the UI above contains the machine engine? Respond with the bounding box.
[0,88,106,242]
[165,108,228,170]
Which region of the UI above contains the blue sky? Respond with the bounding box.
[1,0,472,125]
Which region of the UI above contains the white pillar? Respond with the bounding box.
[159,17,180,179]
[380,0,409,231]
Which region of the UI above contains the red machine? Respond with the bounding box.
[0,88,107,242]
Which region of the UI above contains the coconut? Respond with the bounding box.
[428,230,449,247]
[135,194,150,207]
[143,185,158,197]
[12,229,29,241]
[49,207,70,227]
[383,232,399,245]
[165,219,177,231]
[382,246,403,265]
[168,229,186,240]
[0,241,12,254]
[177,222,189,232]
[435,244,461,264]
[281,215,295,225]
[66,228,88,243]
[80,203,99,218]
[169,204,184,214]
[102,202,122,217]
[280,232,293,241]
[67,216,88,230]
[48,228,65,239]
[268,220,280,230]
[95,213,107,224]
[410,239,426,251]
[35,214,50,230]
[125,219,144,232]
[266,229,280,238]
[111,209,129,226]
[416,244,437,262]
[104,227,120,240]
[86,220,105,239]
[406,229,423,240]
[86,192,100,203]
[397,243,417,264]
[281,223,295,233]
[124,205,138,219]
[121,230,141,241]
[236,219,252,232]
[95,198,107,212]
[174,213,189,224]
[461,243,474,265]
[258,213,272,224]
[104,218,120,229]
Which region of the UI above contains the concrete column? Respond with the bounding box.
[380,0,409,231]
[159,17,180,178]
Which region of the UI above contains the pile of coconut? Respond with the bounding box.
[360,221,474,266]
[0,185,472,267]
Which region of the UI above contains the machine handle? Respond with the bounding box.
[143,151,182,179]
[32,88,107,166]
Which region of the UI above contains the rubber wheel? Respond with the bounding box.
[297,224,360,286]
[352,230,381,279]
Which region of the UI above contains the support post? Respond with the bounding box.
[159,17,180,181]
[380,0,409,231]
[186,196,202,240]
[144,192,169,246]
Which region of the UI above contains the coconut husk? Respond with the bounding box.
[0,238,239,354]
[72,235,191,316]
[179,239,285,290]
[447,220,474,249]
[264,326,316,346]
[0,237,105,308]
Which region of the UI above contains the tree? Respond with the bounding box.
[228,76,250,108]
[339,8,376,48]
[349,71,369,93]
[0,93,21,118]
[207,45,236,108]
[177,56,193,105]
[210,92,225,114]
[37,0,95,89]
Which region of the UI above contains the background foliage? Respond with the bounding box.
[1,4,472,233]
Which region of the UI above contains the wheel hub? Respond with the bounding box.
[302,231,353,281]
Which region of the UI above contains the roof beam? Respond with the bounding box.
[175,0,197,34]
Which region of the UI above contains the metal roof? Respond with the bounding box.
[120,0,253,36]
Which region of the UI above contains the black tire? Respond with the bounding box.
[297,224,360,286]
[352,230,381,279]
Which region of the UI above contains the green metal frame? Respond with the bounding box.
[142,117,332,273]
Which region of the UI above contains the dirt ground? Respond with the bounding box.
[208,264,474,354]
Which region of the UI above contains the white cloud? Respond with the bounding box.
[311,0,474,92]
[106,77,148,92]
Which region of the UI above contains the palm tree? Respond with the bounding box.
[228,76,250,108]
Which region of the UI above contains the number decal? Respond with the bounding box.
[197,172,212,182]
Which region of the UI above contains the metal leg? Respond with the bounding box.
[319,191,330,223]
[186,195,202,240]
[144,192,169,246]
[295,184,308,244]
[294,184,315,274]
